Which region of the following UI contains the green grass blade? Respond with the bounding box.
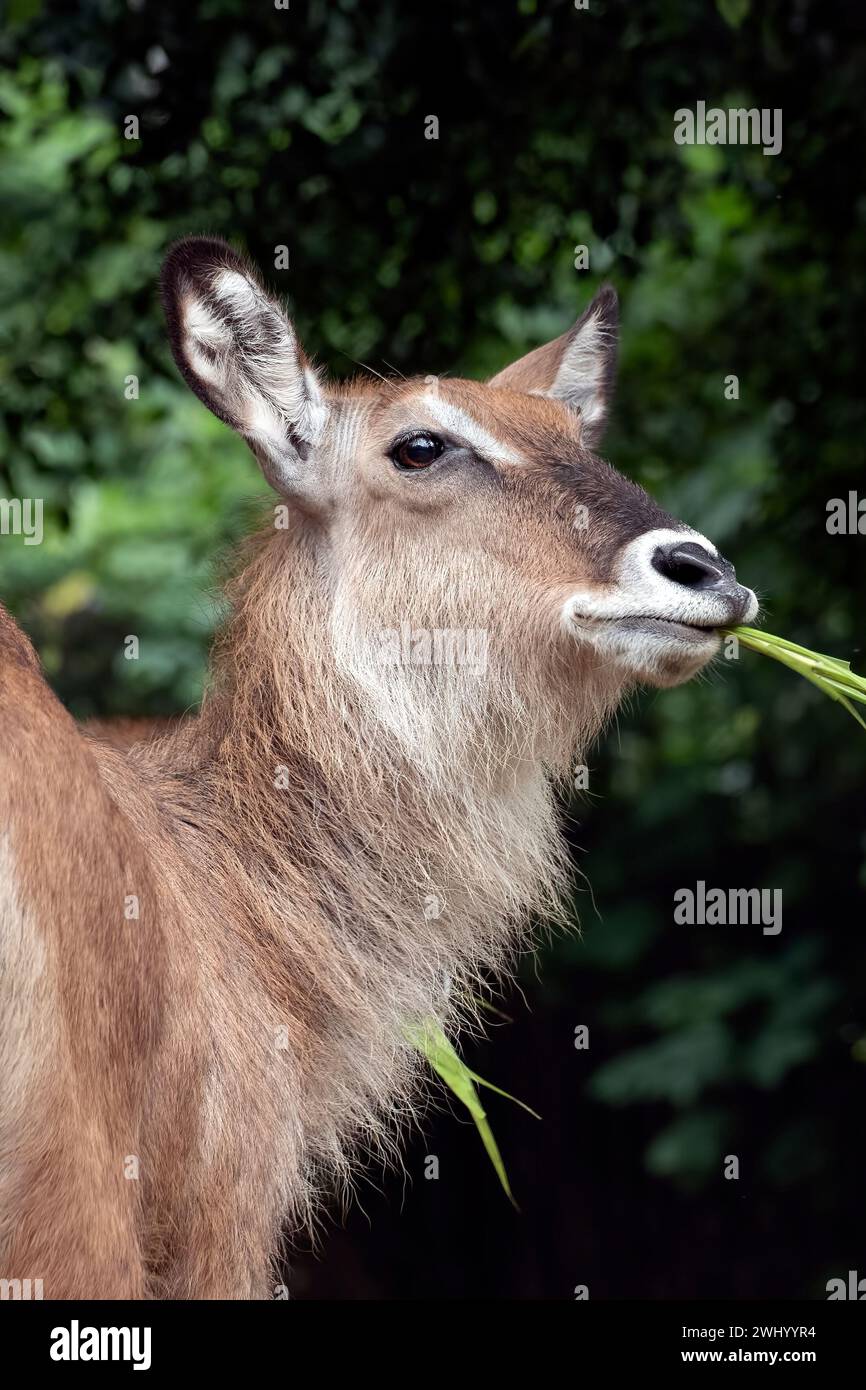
[463,1069,542,1120]
[832,691,866,731]
[725,626,866,729]
[407,1018,537,1207]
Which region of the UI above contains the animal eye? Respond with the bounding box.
[390,432,445,471]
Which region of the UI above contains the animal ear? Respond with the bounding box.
[161,236,329,495]
[488,284,618,447]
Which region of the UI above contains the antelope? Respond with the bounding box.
[0,237,758,1299]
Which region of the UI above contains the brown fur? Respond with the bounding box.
[0,241,740,1299]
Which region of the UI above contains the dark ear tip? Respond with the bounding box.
[592,282,619,321]
[160,235,244,300]
[569,283,619,344]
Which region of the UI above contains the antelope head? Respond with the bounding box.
[162,238,757,780]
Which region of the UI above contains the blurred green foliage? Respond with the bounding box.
[1,0,864,1296]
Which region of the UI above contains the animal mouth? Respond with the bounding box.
[570,613,723,645]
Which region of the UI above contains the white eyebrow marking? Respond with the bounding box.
[420,393,524,466]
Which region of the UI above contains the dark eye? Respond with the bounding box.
[390,432,445,471]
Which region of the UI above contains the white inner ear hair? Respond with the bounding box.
[182,268,329,456]
[549,309,612,429]
[184,299,233,389]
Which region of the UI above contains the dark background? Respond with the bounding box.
[2,0,865,1298]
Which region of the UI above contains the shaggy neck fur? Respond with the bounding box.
[134,513,618,1270]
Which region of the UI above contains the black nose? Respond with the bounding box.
[651,539,736,592]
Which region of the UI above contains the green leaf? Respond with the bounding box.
[726,627,866,730]
[407,1019,538,1208]
[716,0,750,28]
